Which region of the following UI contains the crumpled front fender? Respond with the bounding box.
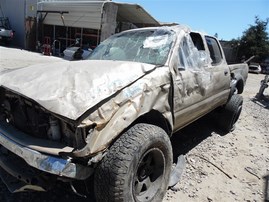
[71,67,174,157]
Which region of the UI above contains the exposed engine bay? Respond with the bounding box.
[0,87,87,150]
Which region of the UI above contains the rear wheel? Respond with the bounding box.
[218,95,243,133]
[94,123,172,202]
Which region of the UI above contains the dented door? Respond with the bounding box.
[173,33,230,131]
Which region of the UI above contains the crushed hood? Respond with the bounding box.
[0,60,155,120]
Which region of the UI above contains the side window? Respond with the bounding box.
[190,32,205,51]
[205,36,223,65]
[178,34,210,70]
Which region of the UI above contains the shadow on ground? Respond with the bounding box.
[170,113,223,163]
[0,175,95,202]
[265,173,269,202]
[251,95,269,110]
[0,114,224,202]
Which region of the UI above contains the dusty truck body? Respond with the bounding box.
[0,25,248,201]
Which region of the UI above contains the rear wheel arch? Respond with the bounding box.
[235,79,244,94]
[230,77,244,97]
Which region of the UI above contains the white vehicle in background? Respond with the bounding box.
[248,63,261,74]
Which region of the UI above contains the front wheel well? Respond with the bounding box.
[105,110,173,153]
[133,110,172,136]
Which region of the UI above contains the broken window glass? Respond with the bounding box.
[88,28,175,66]
[178,34,211,70]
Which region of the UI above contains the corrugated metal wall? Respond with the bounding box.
[38,1,104,29]
[0,0,109,48]
[0,0,158,49]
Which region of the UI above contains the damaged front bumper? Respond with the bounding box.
[0,121,94,192]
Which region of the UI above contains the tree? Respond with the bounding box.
[237,16,269,63]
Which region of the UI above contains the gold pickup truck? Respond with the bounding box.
[0,25,248,201]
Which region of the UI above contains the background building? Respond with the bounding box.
[0,0,160,54]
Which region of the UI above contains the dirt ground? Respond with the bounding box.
[0,47,268,201]
[164,72,269,202]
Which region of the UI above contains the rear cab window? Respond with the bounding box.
[205,36,223,65]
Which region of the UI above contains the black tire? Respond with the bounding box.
[218,94,243,133]
[94,123,172,202]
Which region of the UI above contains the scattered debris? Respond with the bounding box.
[187,154,233,179]
[169,155,186,188]
[245,167,261,180]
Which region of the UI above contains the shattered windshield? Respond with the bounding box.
[88,29,175,66]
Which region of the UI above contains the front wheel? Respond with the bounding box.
[94,123,172,202]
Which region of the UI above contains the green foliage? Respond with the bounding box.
[237,16,269,63]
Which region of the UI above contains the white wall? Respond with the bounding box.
[38,1,104,29]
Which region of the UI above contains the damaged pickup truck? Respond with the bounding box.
[0,25,248,201]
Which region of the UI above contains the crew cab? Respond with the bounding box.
[0,25,248,201]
